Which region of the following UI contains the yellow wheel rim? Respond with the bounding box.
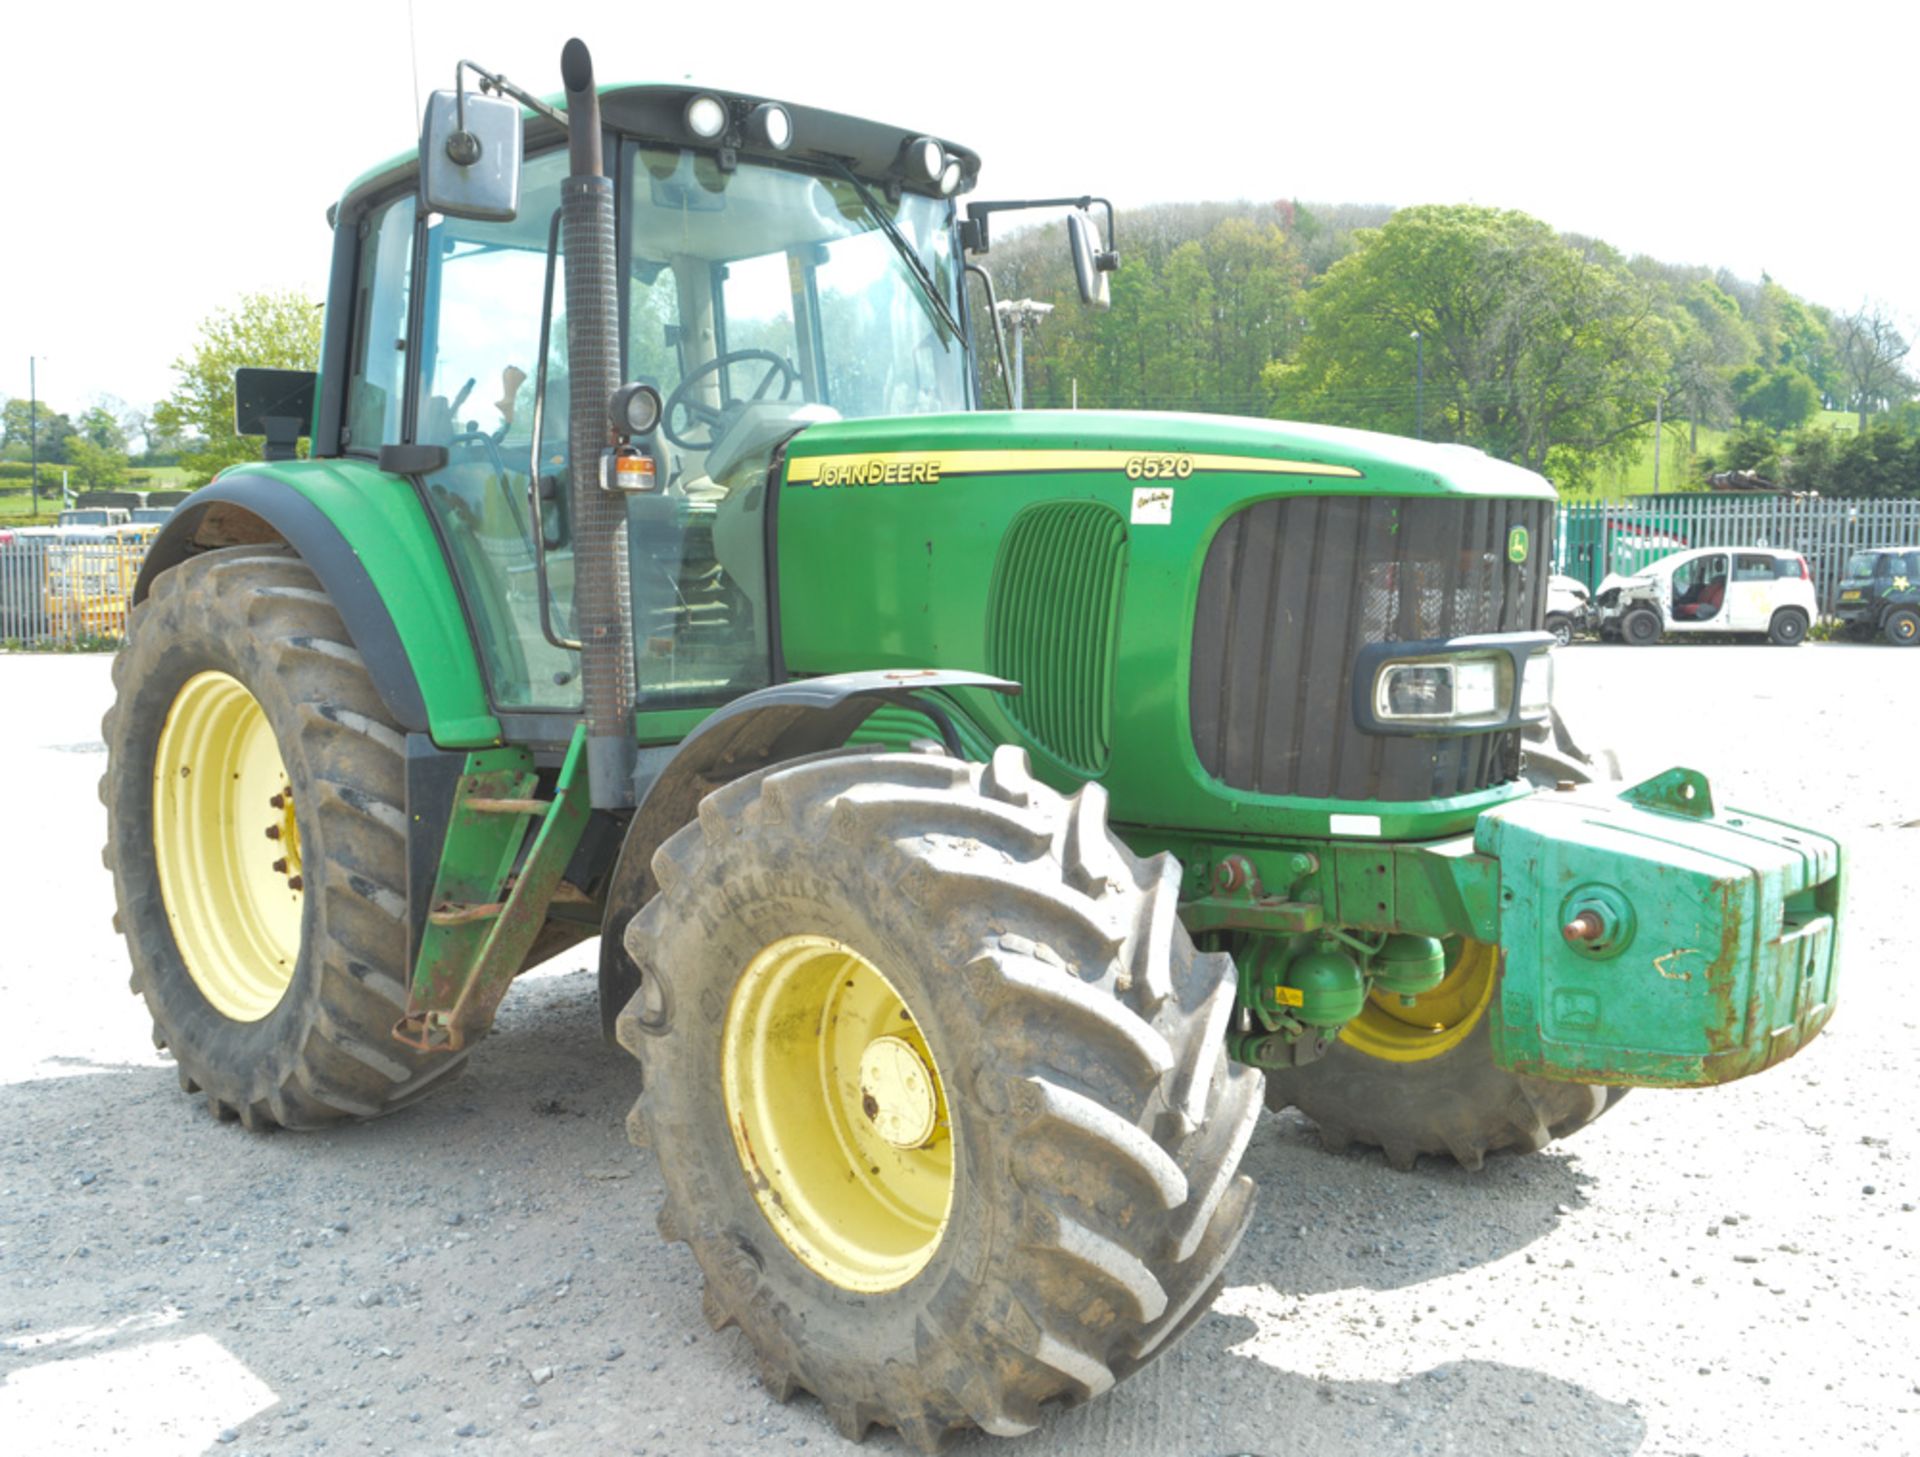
[721,934,955,1293]
[151,671,303,1022]
[1337,938,1497,1064]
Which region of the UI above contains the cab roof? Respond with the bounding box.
[334,82,979,227]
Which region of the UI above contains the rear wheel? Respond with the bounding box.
[1768,608,1809,646]
[1885,608,1919,646]
[1621,607,1662,646]
[1262,940,1622,1170]
[618,747,1260,1451]
[101,547,464,1129]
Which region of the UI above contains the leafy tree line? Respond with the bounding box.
[2,289,322,496]
[973,199,1917,494]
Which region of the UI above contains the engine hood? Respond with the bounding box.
[781,410,1558,502]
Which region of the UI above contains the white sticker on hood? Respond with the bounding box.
[1131,486,1173,525]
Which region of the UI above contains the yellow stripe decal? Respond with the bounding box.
[785,449,1365,487]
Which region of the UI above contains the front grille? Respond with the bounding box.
[1189,494,1553,801]
[988,501,1129,775]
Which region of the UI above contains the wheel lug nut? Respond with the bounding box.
[265,825,282,840]
[269,793,285,809]
[272,858,288,874]
[287,875,304,892]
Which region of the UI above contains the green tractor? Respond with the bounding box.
[102,41,1844,1449]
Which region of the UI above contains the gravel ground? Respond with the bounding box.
[1,644,1915,1457]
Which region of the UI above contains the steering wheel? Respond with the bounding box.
[663,349,800,450]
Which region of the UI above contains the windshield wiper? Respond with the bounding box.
[827,162,963,344]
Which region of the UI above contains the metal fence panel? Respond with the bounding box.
[1555,496,1920,615]
[0,536,147,649]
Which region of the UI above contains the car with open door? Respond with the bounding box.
[1595,546,1816,646]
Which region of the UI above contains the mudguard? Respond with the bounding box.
[137,464,499,745]
[595,669,1018,1039]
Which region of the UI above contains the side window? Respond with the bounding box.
[1734,553,1775,582]
[345,194,416,452]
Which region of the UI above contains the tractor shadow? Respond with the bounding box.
[1238,1106,1600,1296]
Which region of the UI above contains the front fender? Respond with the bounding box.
[138,463,499,745]
[595,669,1018,1039]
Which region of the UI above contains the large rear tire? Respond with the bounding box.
[101,546,464,1129]
[617,747,1260,1451]
[1262,940,1622,1171]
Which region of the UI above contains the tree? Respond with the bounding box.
[153,289,323,482]
[1832,304,1914,431]
[1,398,75,465]
[67,436,128,490]
[1265,205,1674,488]
[1732,366,1820,431]
[79,403,127,452]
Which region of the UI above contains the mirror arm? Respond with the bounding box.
[964,196,1119,265]
[454,58,566,129]
[963,262,1013,410]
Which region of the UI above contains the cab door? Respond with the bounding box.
[1726,553,1780,631]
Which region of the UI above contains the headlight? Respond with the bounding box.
[1519,651,1553,715]
[1374,657,1505,724]
[1354,632,1557,736]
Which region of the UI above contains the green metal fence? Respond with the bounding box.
[1556,497,1920,615]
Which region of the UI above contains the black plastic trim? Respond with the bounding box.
[136,476,431,734]
[404,734,468,973]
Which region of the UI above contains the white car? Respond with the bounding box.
[1545,573,1591,647]
[1595,546,1817,646]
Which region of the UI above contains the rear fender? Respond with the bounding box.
[137,465,499,745]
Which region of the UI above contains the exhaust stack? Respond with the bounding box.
[558,38,636,808]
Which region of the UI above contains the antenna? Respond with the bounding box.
[406,0,423,125]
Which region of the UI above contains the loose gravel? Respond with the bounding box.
[1,644,1914,1456]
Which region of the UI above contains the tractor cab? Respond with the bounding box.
[337,86,987,719]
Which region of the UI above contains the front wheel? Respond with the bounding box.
[1262,940,1622,1170]
[617,747,1260,1450]
[1621,607,1662,646]
[1768,607,1809,646]
[1545,612,1575,648]
[1885,608,1919,646]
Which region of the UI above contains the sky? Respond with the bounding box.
[5,0,1917,422]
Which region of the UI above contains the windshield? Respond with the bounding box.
[624,146,968,424]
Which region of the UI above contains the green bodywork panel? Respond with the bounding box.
[405,745,540,1015]
[399,728,594,1051]
[777,409,1554,844]
[213,458,501,746]
[1478,776,1842,1087]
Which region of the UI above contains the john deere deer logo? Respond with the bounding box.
[1508,525,1530,564]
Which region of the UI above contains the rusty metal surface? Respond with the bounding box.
[395,727,594,1053]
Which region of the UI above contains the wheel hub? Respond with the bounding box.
[858,1035,939,1149]
[151,671,303,1022]
[721,934,954,1293]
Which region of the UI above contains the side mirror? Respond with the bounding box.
[420,87,522,222]
[234,367,317,463]
[1067,208,1114,311]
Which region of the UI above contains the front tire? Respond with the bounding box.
[617,747,1260,1450]
[1621,607,1662,646]
[1885,607,1919,646]
[1262,940,1622,1171]
[101,547,464,1129]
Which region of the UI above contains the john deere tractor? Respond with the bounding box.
[102,41,1843,1449]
